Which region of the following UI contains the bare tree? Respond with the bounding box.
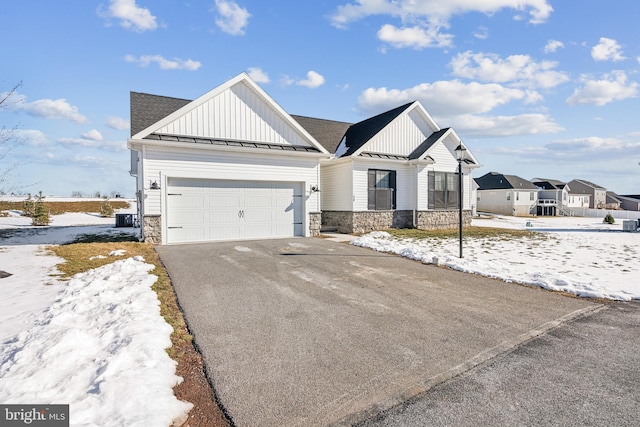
[0,82,24,194]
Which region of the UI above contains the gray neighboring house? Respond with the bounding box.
[605,191,622,210]
[476,172,538,216]
[615,194,640,211]
[567,179,607,209]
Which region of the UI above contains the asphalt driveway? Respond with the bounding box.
[156,238,599,427]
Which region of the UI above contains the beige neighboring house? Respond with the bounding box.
[475,172,538,216]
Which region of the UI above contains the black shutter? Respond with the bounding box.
[428,170,435,210]
[390,170,397,209]
[368,169,376,210]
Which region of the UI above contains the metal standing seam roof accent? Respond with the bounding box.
[143,133,321,152]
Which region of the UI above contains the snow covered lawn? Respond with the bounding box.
[351,215,640,301]
[0,201,192,426]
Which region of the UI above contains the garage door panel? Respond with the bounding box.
[166,178,304,244]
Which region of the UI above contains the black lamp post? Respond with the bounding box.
[455,144,467,258]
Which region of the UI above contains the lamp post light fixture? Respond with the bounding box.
[455,144,467,258]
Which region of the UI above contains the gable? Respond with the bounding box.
[361,106,438,157]
[131,74,327,153]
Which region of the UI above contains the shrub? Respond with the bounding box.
[100,196,114,218]
[603,213,615,224]
[32,191,50,226]
[23,193,35,217]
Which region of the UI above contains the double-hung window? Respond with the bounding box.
[428,171,459,210]
[368,169,396,210]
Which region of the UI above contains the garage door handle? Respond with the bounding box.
[238,210,245,218]
[168,226,183,229]
[168,193,182,196]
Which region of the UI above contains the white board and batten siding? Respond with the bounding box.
[363,110,435,157]
[155,81,313,148]
[142,145,320,244]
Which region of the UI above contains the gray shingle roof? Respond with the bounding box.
[572,179,606,190]
[531,178,567,190]
[130,92,190,137]
[290,115,352,154]
[476,172,538,190]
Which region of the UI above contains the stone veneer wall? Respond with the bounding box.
[322,210,472,234]
[416,210,471,229]
[143,215,162,245]
[309,212,322,237]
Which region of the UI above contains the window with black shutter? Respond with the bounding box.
[428,171,460,210]
[368,169,396,210]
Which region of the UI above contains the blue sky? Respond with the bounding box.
[2,0,640,196]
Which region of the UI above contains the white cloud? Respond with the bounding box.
[100,0,157,32]
[106,116,130,130]
[15,129,49,147]
[544,39,564,53]
[567,71,638,106]
[377,24,453,49]
[358,80,530,116]
[591,37,625,62]
[247,67,270,83]
[58,137,127,152]
[82,129,103,141]
[473,26,489,40]
[213,0,250,35]
[451,113,563,138]
[124,54,201,71]
[296,71,326,89]
[14,95,88,124]
[450,51,569,89]
[330,0,552,50]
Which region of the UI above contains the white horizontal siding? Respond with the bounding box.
[352,160,415,210]
[141,146,320,215]
[156,81,312,147]
[321,162,353,211]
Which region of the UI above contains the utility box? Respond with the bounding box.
[115,213,134,227]
[622,220,637,232]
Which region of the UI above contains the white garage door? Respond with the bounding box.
[166,178,304,244]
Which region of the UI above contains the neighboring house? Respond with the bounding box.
[298,103,480,234]
[475,172,538,216]
[128,73,480,244]
[531,178,571,216]
[566,193,590,209]
[618,195,640,211]
[567,179,607,209]
[128,73,331,244]
[605,191,621,210]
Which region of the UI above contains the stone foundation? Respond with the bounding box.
[142,215,162,245]
[416,210,472,229]
[322,210,472,234]
[309,212,322,236]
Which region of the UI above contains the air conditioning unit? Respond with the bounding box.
[115,214,134,228]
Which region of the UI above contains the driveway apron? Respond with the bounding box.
[156,238,599,427]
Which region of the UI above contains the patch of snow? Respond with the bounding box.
[109,249,127,257]
[351,216,640,300]
[89,255,108,260]
[234,246,252,252]
[0,258,192,426]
